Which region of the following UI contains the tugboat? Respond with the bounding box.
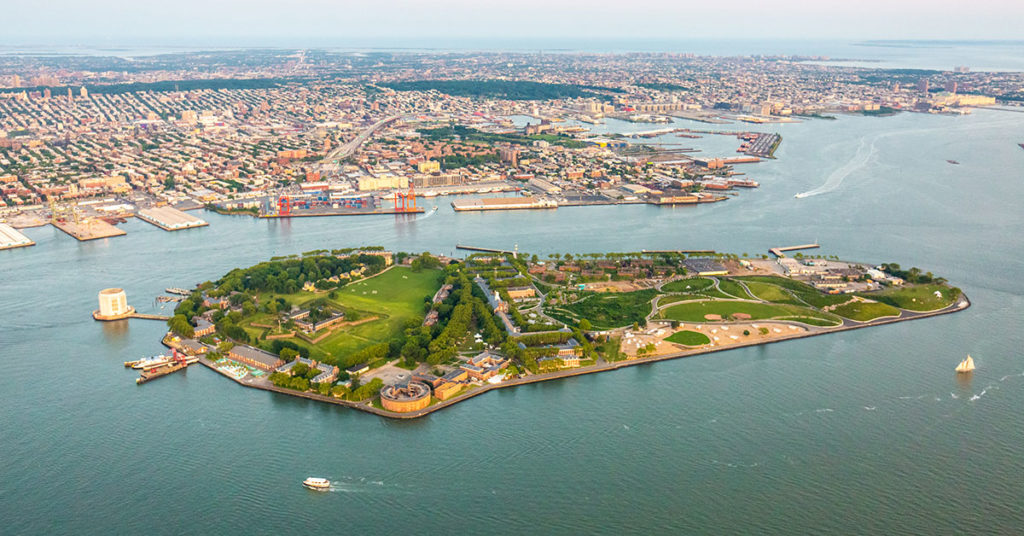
[303,477,331,491]
[955,355,976,373]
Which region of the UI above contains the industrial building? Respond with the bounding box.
[136,206,209,231]
[0,223,34,250]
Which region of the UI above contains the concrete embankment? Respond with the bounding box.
[183,294,970,420]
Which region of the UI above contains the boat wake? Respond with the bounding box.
[794,135,878,198]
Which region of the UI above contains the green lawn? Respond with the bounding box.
[659,300,842,326]
[547,288,657,330]
[665,330,711,346]
[734,276,850,308]
[743,280,803,305]
[662,277,715,293]
[831,301,902,321]
[717,279,754,299]
[249,267,443,360]
[857,284,959,312]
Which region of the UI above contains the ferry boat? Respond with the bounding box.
[955,355,976,373]
[302,477,331,491]
[131,355,173,370]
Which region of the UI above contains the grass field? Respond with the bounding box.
[662,277,715,293]
[717,279,754,299]
[743,281,803,305]
[734,276,850,308]
[245,267,443,359]
[659,300,842,326]
[831,301,902,321]
[858,284,958,311]
[665,330,711,346]
[548,288,657,330]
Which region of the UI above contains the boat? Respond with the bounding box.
[422,191,438,198]
[794,193,810,199]
[1019,143,1024,150]
[303,477,331,491]
[946,160,960,165]
[131,355,172,370]
[955,354,976,373]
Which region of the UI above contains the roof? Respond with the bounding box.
[229,345,281,367]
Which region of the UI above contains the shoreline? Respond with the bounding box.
[177,293,971,420]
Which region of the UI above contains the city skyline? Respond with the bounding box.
[4,0,1024,44]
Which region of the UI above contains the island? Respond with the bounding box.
[156,246,969,418]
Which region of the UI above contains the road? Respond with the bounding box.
[320,114,400,168]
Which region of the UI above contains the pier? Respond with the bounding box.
[456,244,517,255]
[136,206,209,231]
[769,243,820,258]
[52,219,126,241]
[0,223,35,250]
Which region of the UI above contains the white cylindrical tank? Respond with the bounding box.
[98,288,128,316]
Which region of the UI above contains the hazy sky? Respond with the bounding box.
[6,0,1023,45]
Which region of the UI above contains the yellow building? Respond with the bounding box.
[357,175,408,191]
[417,160,440,173]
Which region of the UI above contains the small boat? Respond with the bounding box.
[1018,143,1024,150]
[794,192,810,199]
[955,354,976,373]
[946,160,960,165]
[303,477,331,491]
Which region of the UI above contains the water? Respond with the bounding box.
[2,109,1023,534]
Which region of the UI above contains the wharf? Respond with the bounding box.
[136,361,191,384]
[259,207,424,218]
[0,223,35,250]
[136,206,209,231]
[53,219,126,241]
[92,309,170,321]
[769,243,820,258]
[452,197,557,212]
[456,244,517,255]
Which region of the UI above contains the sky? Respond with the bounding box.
[5,0,1023,46]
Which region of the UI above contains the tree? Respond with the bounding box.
[279,348,299,362]
[168,314,194,338]
[578,319,592,331]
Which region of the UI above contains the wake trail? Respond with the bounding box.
[795,135,878,198]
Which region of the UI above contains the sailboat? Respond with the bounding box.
[955,355,976,373]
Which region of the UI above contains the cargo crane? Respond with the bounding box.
[393,183,418,213]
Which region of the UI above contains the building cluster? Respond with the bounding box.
[1,49,1019,217]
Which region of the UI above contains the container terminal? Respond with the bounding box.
[258,185,424,218]
[136,206,209,231]
[0,223,35,250]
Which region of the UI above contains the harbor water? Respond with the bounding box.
[1,109,1023,534]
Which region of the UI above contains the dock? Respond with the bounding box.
[456,244,517,255]
[93,310,170,321]
[769,244,820,258]
[53,219,126,241]
[136,206,209,231]
[259,207,424,218]
[136,358,197,384]
[641,249,716,255]
[451,197,557,212]
[0,223,35,250]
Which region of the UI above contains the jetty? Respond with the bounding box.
[0,223,35,250]
[456,244,517,255]
[769,244,819,258]
[52,219,126,241]
[136,206,209,231]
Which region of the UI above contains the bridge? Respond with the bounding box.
[320,114,401,169]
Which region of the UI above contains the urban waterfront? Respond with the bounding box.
[2,109,1023,534]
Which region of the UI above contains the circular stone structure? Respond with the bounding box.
[380,380,431,413]
[93,288,135,321]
